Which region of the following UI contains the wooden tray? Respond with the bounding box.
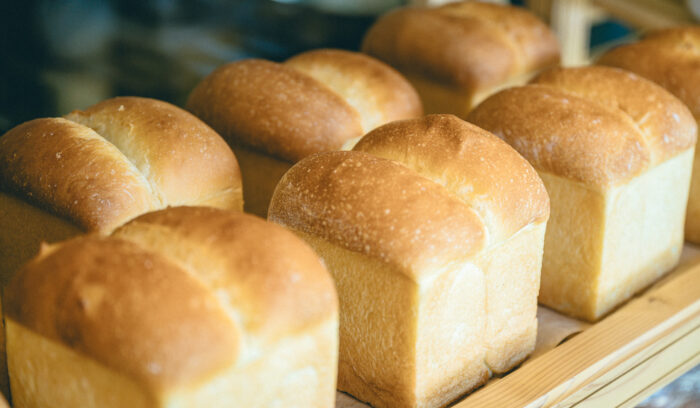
[339,245,700,407]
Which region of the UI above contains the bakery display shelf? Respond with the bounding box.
[454,245,700,408]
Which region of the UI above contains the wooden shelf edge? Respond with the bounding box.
[618,351,700,408]
[455,263,700,408]
[571,324,700,407]
[549,312,700,406]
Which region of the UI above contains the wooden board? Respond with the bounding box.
[338,245,700,407]
[454,245,700,408]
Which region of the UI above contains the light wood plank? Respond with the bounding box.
[454,262,700,407]
[572,325,700,407]
[547,303,699,406]
[551,0,594,66]
[618,353,700,408]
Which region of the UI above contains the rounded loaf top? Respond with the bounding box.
[468,66,697,189]
[5,207,336,391]
[269,150,488,281]
[0,97,243,233]
[66,97,243,210]
[361,1,560,93]
[354,114,549,245]
[598,26,700,119]
[186,50,423,163]
[285,49,423,136]
[0,117,156,232]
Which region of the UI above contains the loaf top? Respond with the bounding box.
[362,1,560,93]
[468,66,697,189]
[598,26,700,118]
[354,114,549,246]
[0,97,243,232]
[285,49,423,134]
[5,207,336,391]
[270,116,551,278]
[269,151,486,280]
[186,49,422,163]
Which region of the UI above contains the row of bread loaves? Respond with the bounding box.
[0,96,245,401]
[0,47,426,407]
[1,2,699,408]
[359,2,699,322]
[0,48,423,407]
[186,48,424,217]
[598,26,700,243]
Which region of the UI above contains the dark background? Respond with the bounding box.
[0,0,632,135]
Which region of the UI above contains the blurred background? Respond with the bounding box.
[0,0,698,135]
[0,0,698,407]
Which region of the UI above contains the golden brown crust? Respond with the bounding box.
[598,27,700,119]
[0,118,155,232]
[4,236,239,391]
[361,2,559,93]
[0,97,243,234]
[532,66,696,164]
[268,151,486,280]
[6,207,336,392]
[65,97,243,210]
[284,49,423,133]
[468,66,696,188]
[114,207,337,339]
[354,114,549,244]
[186,59,363,163]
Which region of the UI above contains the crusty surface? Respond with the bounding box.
[597,28,700,243]
[362,1,559,93]
[468,66,697,189]
[114,206,337,340]
[598,26,700,118]
[532,66,697,165]
[4,236,239,392]
[269,151,485,280]
[354,114,548,245]
[65,97,242,210]
[186,59,363,163]
[0,118,155,232]
[285,49,423,133]
[0,97,243,234]
[5,207,337,394]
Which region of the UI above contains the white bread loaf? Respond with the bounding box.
[598,27,700,243]
[468,66,697,321]
[186,48,423,217]
[0,96,243,285]
[269,115,549,408]
[362,1,560,118]
[0,97,243,399]
[4,206,338,408]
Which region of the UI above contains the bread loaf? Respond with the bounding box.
[186,48,423,216]
[4,207,338,408]
[269,115,549,408]
[362,1,560,118]
[468,66,697,321]
[0,96,243,286]
[598,27,700,243]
